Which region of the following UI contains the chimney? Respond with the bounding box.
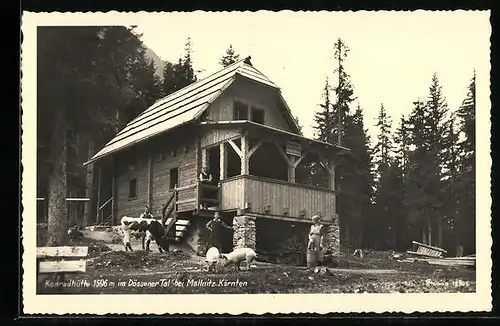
[244,56,252,66]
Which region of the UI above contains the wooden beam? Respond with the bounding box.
[241,135,249,175]
[96,163,101,223]
[272,139,292,167]
[147,155,153,209]
[220,142,227,180]
[319,158,336,190]
[292,152,307,168]
[245,212,336,225]
[195,136,200,209]
[201,148,208,170]
[248,140,263,158]
[37,246,89,259]
[227,139,242,158]
[288,156,296,183]
[329,160,335,190]
[38,260,87,274]
[111,162,116,225]
[175,198,197,205]
[98,197,113,211]
[65,198,90,202]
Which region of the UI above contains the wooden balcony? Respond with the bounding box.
[174,181,221,213]
[219,174,336,222]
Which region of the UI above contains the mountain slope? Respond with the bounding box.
[143,45,166,80]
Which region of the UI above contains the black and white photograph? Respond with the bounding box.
[22,10,491,314]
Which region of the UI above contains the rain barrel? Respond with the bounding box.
[306,250,317,268]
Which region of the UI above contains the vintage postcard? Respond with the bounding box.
[21,10,492,314]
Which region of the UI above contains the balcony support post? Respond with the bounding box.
[241,135,249,175]
[220,142,227,180]
[319,157,336,191]
[201,147,208,170]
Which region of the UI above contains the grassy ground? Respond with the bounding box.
[37,236,476,294]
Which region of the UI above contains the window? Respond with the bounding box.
[233,101,248,120]
[169,167,179,189]
[128,178,137,199]
[251,107,265,124]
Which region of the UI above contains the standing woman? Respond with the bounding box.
[206,211,232,252]
[307,214,325,266]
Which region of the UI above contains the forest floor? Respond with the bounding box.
[36,231,476,294]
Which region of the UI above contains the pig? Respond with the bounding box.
[205,247,222,273]
[220,247,257,271]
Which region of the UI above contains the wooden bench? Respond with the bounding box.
[407,241,447,258]
[36,246,89,283]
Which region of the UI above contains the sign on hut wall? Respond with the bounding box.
[285,141,302,157]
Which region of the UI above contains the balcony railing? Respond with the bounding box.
[219,174,336,222]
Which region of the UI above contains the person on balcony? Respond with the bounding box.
[199,166,213,183]
[199,167,214,209]
[206,211,232,252]
[307,214,325,266]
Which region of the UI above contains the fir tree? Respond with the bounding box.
[313,77,335,143]
[393,115,409,175]
[371,104,396,249]
[341,105,374,248]
[455,71,476,254]
[439,114,461,250]
[332,38,356,146]
[219,44,240,67]
[404,74,449,246]
[373,103,394,181]
[162,37,198,96]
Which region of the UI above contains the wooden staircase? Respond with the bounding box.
[160,187,193,243]
[163,217,191,242]
[161,182,221,244]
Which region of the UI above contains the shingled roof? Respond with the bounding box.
[86,56,301,165]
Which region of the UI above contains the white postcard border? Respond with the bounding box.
[21,11,492,314]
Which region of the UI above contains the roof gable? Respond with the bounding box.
[86,56,301,165]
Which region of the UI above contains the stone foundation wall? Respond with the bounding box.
[232,215,256,250]
[323,218,340,260]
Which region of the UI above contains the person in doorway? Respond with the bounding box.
[140,205,154,219]
[307,214,325,266]
[206,211,232,251]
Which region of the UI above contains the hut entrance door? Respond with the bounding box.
[207,146,221,184]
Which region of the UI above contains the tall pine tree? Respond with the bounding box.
[404,73,449,246]
[312,38,373,249]
[332,38,355,146]
[455,71,476,254]
[439,113,461,250]
[371,104,397,249]
[341,105,374,248]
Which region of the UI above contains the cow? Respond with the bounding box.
[120,216,172,253]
